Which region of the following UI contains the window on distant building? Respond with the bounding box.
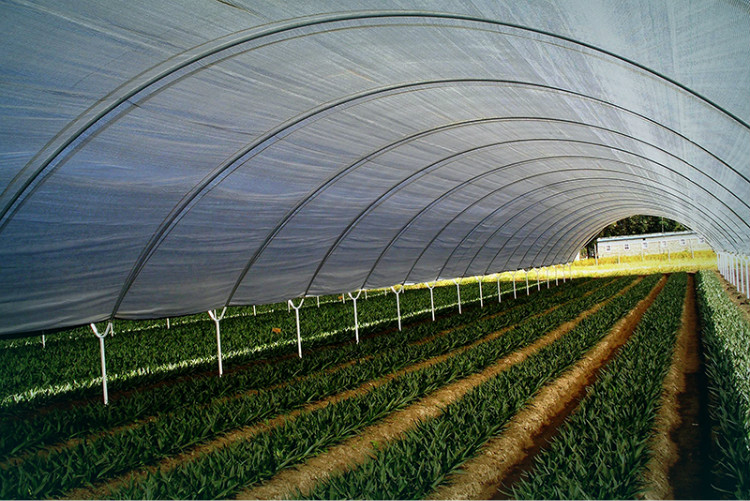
[605,245,611,252]
[642,241,648,248]
[661,240,667,247]
[624,243,630,250]
[680,239,686,245]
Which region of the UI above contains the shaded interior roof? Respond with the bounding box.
[0,0,748,335]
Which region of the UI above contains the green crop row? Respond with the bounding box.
[107,277,636,499]
[695,270,750,498]
[301,274,661,499]
[0,279,600,499]
[0,278,506,411]
[511,273,687,499]
[0,277,578,461]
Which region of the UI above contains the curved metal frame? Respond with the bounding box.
[399,176,724,287]
[228,112,745,303]
[0,23,742,320]
[299,140,742,297]
[5,10,744,227]
[445,180,725,279]
[511,201,681,271]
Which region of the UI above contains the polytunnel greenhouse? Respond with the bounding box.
[1,1,749,500]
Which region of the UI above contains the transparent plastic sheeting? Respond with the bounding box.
[0,1,748,335]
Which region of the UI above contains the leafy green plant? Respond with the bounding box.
[695,270,750,498]
[511,273,687,499]
[301,274,661,500]
[1,279,604,499]
[107,277,635,499]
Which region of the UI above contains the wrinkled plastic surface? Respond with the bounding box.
[0,1,748,334]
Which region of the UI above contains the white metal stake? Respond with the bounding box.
[546,267,550,288]
[317,296,320,307]
[426,282,436,321]
[166,317,170,329]
[348,290,362,343]
[512,270,518,299]
[476,276,484,308]
[453,278,462,314]
[90,321,113,405]
[207,308,227,377]
[555,266,559,286]
[41,334,45,348]
[536,269,541,291]
[253,305,257,316]
[288,298,305,357]
[496,275,502,303]
[525,270,530,295]
[745,257,749,298]
[391,285,403,331]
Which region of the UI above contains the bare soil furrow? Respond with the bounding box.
[234,279,641,500]
[426,275,665,500]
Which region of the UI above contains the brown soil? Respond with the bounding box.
[234,278,641,500]
[424,275,665,500]
[15,282,555,422]
[9,287,555,470]
[643,274,713,499]
[715,270,750,324]
[64,285,571,500]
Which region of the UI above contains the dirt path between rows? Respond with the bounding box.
[10,285,565,471]
[423,275,665,500]
[64,282,587,499]
[234,279,641,500]
[643,274,714,499]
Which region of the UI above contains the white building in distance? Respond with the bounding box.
[596,230,711,258]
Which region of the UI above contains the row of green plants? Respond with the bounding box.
[0,279,601,498]
[511,273,687,499]
[0,276,565,461]
[301,274,662,499]
[695,270,750,498]
[107,277,637,499]
[0,278,499,410]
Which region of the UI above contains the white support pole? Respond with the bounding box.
[288,298,305,357]
[166,317,170,329]
[475,276,484,308]
[207,307,227,377]
[41,334,46,348]
[546,267,550,288]
[391,285,403,331]
[348,290,362,343]
[90,321,114,405]
[745,256,749,298]
[555,265,559,286]
[253,305,257,316]
[496,275,502,303]
[512,270,518,299]
[452,278,462,314]
[342,293,345,304]
[426,282,436,321]
[317,296,320,307]
[364,289,368,300]
[536,269,541,291]
[525,269,530,295]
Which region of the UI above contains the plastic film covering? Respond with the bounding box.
[0,1,748,335]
